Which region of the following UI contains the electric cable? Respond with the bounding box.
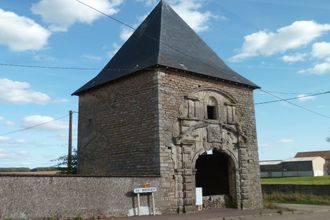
[255,91,330,105]
[259,89,330,119]
[0,114,69,136]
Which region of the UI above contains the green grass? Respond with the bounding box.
[261,176,330,185]
[263,192,330,205]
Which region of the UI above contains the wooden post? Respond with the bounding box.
[68,110,73,173]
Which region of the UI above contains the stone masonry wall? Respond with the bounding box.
[76,68,262,213]
[77,71,160,176]
[0,176,164,219]
[156,69,263,211]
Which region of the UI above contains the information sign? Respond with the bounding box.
[133,187,157,194]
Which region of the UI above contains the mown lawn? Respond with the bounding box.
[261,176,330,185]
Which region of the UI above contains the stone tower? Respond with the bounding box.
[74,1,262,213]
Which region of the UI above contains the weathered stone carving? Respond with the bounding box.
[207,125,222,143]
[171,89,245,211]
[174,89,240,149]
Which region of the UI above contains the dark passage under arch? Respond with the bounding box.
[195,150,230,196]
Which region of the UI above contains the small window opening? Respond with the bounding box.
[207,105,217,119]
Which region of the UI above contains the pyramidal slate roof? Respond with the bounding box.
[73,1,259,95]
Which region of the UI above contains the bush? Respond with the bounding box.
[52,149,78,174]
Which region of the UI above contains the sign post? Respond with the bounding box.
[133,187,157,216]
[196,187,203,211]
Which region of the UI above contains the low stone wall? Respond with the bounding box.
[0,175,164,219]
[262,184,330,196]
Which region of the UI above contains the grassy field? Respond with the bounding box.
[0,171,61,175]
[261,176,330,185]
[263,192,330,206]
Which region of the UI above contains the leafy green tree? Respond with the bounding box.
[53,149,78,174]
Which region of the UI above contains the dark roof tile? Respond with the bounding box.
[73,1,259,95]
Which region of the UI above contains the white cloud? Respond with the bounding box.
[0,116,15,127]
[0,149,28,160]
[4,121,16,126]
[14,139,26,145]
[170,0,214,32]
[299,60,330,75]
[0,150,12,159]
[119,13,146,42]
[0,136,10,143]
[23,115,67,131]
[53,98,69,104]
[0,136,26,145]
[281,53,307,63]
[259,143,270,148]
[108,43,121,58]
[32,0,124,32]
[119,0,215,42]
[231,21,330,62]
[0,78,51,104]
[298,42,330,75]
[33,54,56,62]
[296,94,315,102]
[120,27,134,41]
[312,42,330,59]
[0,9,50,51]
[137,0,158,6]
[82,54,102,61]
[280,138,294,143]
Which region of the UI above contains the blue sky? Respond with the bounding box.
[0,0,329,167]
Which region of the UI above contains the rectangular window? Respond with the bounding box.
[207,106,217,120]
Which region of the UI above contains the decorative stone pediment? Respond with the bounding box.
[174,89,244,150]
[174,121,238,150]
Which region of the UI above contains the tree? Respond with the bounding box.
[53,149,78,174]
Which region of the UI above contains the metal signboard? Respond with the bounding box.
[133,187,157,194]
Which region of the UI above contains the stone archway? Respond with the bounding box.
[194,149,237,208]
[171,88,245,212]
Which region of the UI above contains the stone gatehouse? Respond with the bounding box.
[74,0,262,214]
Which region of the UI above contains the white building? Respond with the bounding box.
[260,156,326,178]
[282,157,325,177]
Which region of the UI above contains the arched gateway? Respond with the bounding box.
[171,89,244,211]
[195,149,237,208]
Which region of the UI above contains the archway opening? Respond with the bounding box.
[195,149,236,208]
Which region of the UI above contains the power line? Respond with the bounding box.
[258,90,330,119]
[255,91,330,105]
[0,62,160,71]
[74,0,135,30]
[0,114,69,137]
[73,0,240,83]
[0,63,98,70]
[256,90,316,95]
[3,0,231,78]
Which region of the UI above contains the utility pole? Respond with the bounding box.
[68,110,73,173]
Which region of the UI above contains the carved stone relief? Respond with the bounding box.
[207,125,222,143]
[170,89,246,211]
[174,89,242,150]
